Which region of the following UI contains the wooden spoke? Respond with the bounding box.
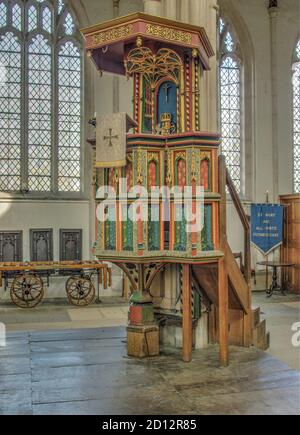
[10,274,44,308]
[66,276,95,307]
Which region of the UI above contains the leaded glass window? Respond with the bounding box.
[58,41,81,192]
[0,32,21,191]
[0,0,83,194]
[28,34,52,191]
[219,18,242,193]
[293,39,300,193]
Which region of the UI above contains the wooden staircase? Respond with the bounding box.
[191,156,269,352]
[191,262,270,351]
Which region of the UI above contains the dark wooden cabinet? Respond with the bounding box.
[0,231,23,262]
[60,229,82,261]
[280,194,300,294]
[30,229,53,262]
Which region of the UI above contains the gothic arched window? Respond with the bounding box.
[219,17,243,193]
[0,0,82,194]
[293,39,300,193]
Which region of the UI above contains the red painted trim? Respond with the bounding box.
[127,141,221,148]
[127,131,221,139]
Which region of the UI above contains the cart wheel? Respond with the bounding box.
[66,276,95,306]
[11,274,44,308]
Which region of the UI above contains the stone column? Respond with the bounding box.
[189,0,218,132]
[119,0,143,15]
[180,0,190,23]
[163,0,178,19]
[207,0,218,132]
[143,0,162,15]
[190,0,208,130]
[112,0,120,113]
[190,0,201,26]
[269,1,279,200]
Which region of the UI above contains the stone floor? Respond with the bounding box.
[0,291,299,415]
[0,297,128,331]
[0,327,299,415]
[1,292,299,371]
[253,292,300,371]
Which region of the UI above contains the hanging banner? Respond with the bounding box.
[251,204,284,255]
[95,113,137,168]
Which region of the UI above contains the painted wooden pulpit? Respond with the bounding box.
[82,13,258,365]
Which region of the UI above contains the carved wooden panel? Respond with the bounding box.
[0,231,23,262]
[60,229,82,261]
[30,229,53,262]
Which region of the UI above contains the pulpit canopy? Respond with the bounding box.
[81,13,214,76]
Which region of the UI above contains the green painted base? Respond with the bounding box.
[130,291,152,304]
[129,303,155,326]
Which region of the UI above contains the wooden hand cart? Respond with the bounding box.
[0,261,112,308]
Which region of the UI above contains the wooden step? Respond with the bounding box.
[191,245,250,313]
[253,319,266,345]
[253,319,270,351]
[224,241,249,313]
[255,330,270,352]
[252,307,261,329]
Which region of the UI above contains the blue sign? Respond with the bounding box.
[251,204,284,255]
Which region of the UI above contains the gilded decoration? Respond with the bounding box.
[166,148,172,186]
[147,152,159,163]
[136,36,143,47]
[126,47,181,87]
[200,151,211,160]
[193,56,200,131]
[146,24,192,45]
[191,148,197,182]
[157,112,176,135]
[92,24,133,46]
[137,147,143,184]
[174,151,186,161]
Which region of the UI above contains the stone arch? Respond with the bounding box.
[67,0,95,202]
[218,0,255,200]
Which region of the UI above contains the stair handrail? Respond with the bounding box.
[226,170,250,234]
[219,155,251,285]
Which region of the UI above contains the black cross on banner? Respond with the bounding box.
[103,128,119,147]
